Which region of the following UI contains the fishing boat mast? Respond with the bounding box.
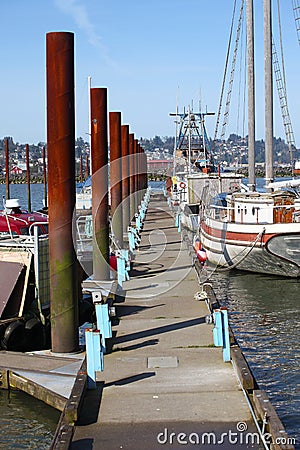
[170,108,215,176]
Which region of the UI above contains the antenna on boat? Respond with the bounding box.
[169,88,180,176]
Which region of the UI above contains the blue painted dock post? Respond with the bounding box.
[221,307,231,362]
[132,226,141,247]
[128,227,135,252]
[116,249,129,288]
[116,254,124,289]
[213,309,223,347]
[85,328,104,389]
[94,301,112,354]
[178,212,182,232]
[121,249,130,280]
[135,213,142,231]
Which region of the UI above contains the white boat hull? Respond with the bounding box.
[200,217,300,277]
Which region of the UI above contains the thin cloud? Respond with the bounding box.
[54,0,115,67]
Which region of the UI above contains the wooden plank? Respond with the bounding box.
[64,358,87,422]
[0,261,25,318]
[8,371,66,411]
[231,345,255,391]
[253,390,295,450]
[0,250,32,318]
[49,423,74,450]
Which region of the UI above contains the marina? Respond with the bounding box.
[0,1,299,449]
[0,183,298,449]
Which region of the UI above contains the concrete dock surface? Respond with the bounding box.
[72,195,263,449]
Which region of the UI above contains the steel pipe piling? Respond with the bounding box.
[121,125,130,233]
[25,144,31,212]
[46,31,78,353]
[109,111,123,248]
[90,88,110,281]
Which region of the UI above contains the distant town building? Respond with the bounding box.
[147,159,173,172]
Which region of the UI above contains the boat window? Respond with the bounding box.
[252,207,255,215]
[237,206,240,213]
[20,227,29,235]
[244,207,247,214]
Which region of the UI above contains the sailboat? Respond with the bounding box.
[198,0,300,277]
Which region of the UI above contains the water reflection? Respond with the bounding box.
[211,270,300,447]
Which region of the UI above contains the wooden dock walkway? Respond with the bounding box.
[71,194,262,449]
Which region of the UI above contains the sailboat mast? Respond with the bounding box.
[246,0,256,191]
[264,0,274,186]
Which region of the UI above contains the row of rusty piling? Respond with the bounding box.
[46,32,147,353]
[3,139,47,210]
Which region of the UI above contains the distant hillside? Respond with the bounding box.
[0,134,299,167]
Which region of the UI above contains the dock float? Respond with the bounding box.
[0,351,85,412]
[71,192,272,449]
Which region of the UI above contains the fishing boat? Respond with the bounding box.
[200,181,300,276]
[167,107,217,231]
[198,0,300,277]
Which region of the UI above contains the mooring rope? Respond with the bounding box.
[216,227,266,271]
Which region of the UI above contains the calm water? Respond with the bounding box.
[210,270,300,448]
[0,181,299,448]
[0,390,59,449]
[0,183,45,211]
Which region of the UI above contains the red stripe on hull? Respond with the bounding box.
[201,222,274,243]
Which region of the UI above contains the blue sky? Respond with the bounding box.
[0,0,299,146]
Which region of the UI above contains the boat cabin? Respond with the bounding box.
[226,191,299,224]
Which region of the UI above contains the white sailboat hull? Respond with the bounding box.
[200,217,300,277]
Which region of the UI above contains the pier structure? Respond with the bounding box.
[0,30,295,450]
[69,191,291,449]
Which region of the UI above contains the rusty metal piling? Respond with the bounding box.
[142,150,148,192]
[90,88,110,281]
[134,139,139,213]
[5,138,10,201]
[46,31,78,353]
[129,133,135,222]
[42,146,47,209]
[25,144,31,212]
[121,125,130,234]
[109,112,123,248]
